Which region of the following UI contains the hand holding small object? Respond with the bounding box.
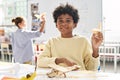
[92,23,103,58]
[34,12,46,32]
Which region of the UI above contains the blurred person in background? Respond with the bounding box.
[0,29,10,43]
[11,13,45,64]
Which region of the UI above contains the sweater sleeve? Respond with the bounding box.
[37,39,57,68]
[83,38,99,71]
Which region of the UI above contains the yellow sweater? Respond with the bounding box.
[37,35,99,71]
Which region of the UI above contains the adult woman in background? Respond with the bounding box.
[11,14,45,64]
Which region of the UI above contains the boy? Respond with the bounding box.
[37,4,103,71]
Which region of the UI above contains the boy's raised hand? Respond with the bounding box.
[91,23,103,57]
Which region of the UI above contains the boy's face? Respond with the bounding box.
[56,14,76,36]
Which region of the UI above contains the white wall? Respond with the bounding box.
[102,0,120,42]
[28,0,102,41]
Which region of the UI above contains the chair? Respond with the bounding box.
[0,43,13,62]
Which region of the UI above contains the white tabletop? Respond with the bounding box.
[0,62,120,80]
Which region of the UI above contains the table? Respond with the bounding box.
[0,62,120,80]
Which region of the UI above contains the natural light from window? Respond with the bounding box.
[0,0,2,4]
[0,8,4,25]
[0,0,4,25]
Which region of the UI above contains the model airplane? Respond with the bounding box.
[47,64,81,78]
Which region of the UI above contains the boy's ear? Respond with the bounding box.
[73,23,77,28]
[56,24,58,28]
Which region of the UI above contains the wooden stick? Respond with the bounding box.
[34,56,37,71]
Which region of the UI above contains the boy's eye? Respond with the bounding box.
[66,20,71,23]
[57,19,73,24]
[58,20,63,23]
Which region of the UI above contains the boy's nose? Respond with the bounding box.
[60,21,67,26]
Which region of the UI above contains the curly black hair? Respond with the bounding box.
[53,3,79,23]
